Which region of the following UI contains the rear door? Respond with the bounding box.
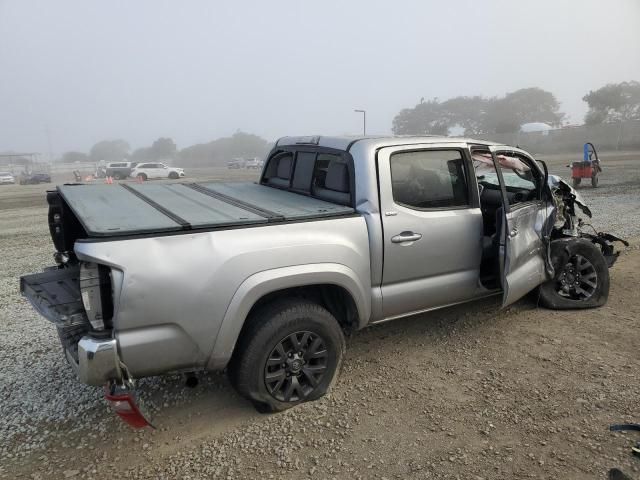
[378,143,484,318]
[487,146,548,306]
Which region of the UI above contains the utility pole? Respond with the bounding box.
[354,109,366,136]
[45,125,54,163]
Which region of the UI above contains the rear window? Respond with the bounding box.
[262,150,352,205]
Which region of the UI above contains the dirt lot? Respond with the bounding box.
[1,155,639,479]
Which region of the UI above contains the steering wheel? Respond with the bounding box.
[513,168,531,180]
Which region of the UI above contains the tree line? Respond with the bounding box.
[392,81,640,136]
[59,132,271,167]
[58,80,639,164]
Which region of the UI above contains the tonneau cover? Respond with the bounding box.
[57,182,354,237]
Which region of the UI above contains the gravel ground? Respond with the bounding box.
[0,156,639,479]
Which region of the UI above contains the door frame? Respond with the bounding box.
[376,142,486,319]
[486,145,548,306]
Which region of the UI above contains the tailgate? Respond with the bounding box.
[20,266,87,327]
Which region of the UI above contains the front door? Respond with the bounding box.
[378,144,484,319]
[487,146,549,306]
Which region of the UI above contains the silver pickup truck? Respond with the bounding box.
[21,135,625,418]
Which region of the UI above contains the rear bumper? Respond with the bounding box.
[72,336,123,386]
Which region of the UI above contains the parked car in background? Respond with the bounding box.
[129,162,185,180]
[106,161,137,180]
[245,157,264,169]
[0,171,16,184]
[19,172,51,185]
[227,158,245,169]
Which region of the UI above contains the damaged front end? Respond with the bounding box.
[548,175,628,267]
[535,175,628,310]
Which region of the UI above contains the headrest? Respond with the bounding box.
[276,156,292,179]
[325,161,349,193]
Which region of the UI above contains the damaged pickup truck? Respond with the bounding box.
[21,136,626,423]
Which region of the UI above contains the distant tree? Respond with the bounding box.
[583,81,640,124]
[130,147,152,162]
[440,96,491,135]
[89,139,130,162]
[150,137,177,160]
[482,88,564,133]
[179,132,270,167]
[129,138,177,162]
[391,88,563,136]
[392,99,450,135]
[60,151,89,163]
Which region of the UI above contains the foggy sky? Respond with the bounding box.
[1,0,639,157]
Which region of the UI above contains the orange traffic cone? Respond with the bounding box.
[136,175,143,184]
[105,176,113,184]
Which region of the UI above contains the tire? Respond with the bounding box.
[137,173,147,181]
[228,299,345,413]
[113,173,123,180]
[591,175,599,188]
[168,172,179,179]
[538,238,609,309]
[572,177,581,188]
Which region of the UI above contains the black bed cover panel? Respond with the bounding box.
[57,182,354,237]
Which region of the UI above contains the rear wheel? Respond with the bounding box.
[113,173,123,180]
[137,173,147,181]
[591,175,599,187]
[572,177,581,188]
[538,238,609,309]
[228,299,345,413]
[168,171,179,179]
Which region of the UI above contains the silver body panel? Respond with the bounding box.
[62,135,551,384]
[75,216,371,377]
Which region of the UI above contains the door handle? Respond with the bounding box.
[510,227,518,237]
[391,232,423,243]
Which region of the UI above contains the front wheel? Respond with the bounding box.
[591,175,599,188]
[228,300,345,413]
[168,171,179,179]
[538,238,609,309]
[572,177,581,188]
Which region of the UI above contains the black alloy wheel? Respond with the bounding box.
[555,254,598,300]
[538,238,610,310]
[264,331,328,402]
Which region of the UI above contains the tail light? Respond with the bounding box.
[104,384,153,429]
[80,262,113,330]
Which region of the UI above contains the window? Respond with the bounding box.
[473,152,539,205]
[313,153,343,190]
[390,150,469,209]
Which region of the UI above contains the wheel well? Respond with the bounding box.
[246,284,359,333]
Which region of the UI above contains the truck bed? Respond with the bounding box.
[57,182,355,237]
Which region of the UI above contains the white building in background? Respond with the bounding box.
[520,122,554,135]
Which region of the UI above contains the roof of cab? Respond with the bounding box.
[275,135,500,152]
